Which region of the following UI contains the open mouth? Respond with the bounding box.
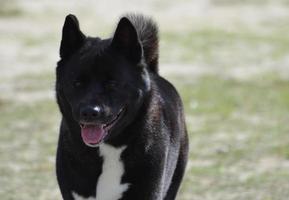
[79,107,125,147]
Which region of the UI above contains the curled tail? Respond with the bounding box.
[124,14,159,73]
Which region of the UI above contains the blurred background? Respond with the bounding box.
[1,0,289,199]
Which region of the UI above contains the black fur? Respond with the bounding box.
[124,14,159,73]
[55,13,188,200]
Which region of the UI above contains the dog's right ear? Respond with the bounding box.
[60,14,85,59]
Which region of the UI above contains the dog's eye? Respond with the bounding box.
[73,80,83,88]
[106,80,117,90]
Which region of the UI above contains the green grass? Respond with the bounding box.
[173,75,289,200]
[160,27,289,66]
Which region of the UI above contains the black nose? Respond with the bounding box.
[80,106,102,122]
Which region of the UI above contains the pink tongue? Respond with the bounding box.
[81,125,105,144]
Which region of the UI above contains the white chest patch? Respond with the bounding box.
[72,144,129,200]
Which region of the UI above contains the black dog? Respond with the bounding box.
[55,13,188,200]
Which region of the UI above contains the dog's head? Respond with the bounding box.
[56,15,152,147]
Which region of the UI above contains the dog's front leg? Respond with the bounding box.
[120,149,169,200]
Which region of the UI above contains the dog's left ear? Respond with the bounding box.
[111,17,142,63]
[60,14,85,59]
